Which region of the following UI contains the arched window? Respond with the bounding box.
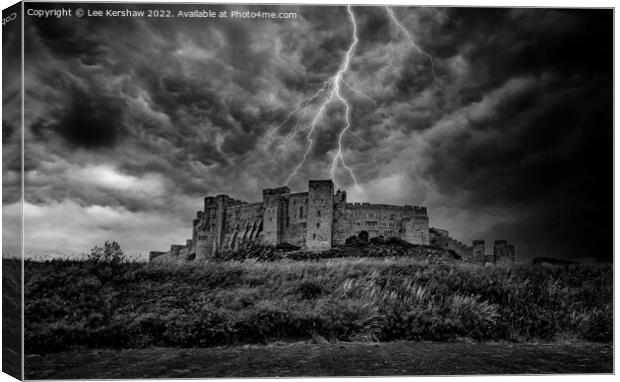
[316,222,320,229]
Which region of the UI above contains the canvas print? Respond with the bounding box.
[1,1,613,379]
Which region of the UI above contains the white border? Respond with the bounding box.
[0,1,616,382]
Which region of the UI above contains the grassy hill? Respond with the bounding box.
[21,246,612,354]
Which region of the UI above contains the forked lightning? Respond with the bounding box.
[274,5,437,195]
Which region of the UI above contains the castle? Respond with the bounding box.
[150,179,515,265]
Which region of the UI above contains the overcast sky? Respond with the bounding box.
[2,3,612,262]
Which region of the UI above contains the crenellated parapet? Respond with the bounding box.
[345,203,427,215]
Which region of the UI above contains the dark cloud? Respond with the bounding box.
[2,120,15,142]
[395,53,436,96]
[16,4,612,261]
[2,3,23,209]
[426,8,612,100]
[32,88,127,149]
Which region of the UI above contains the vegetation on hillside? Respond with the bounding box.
[24,249,612,354]
[3,256,22,377]
[211,234,461,262]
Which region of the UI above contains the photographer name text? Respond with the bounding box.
[26,8,297,20]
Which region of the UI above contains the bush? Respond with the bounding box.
[88,241,126,265]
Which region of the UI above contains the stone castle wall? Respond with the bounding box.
[149,179,514,266]
[429,228,473,260]
[221,203,264,252]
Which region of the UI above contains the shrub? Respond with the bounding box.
[357,231,369,243]
[88,241,126,265]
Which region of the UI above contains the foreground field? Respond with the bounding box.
[26,341,613,378]
[24,254,612,353]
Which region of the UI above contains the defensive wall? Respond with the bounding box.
[150,179,515,265]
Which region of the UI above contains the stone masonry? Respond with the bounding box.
[150,179,515,265]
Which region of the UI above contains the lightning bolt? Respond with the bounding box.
[272,6,438,197]
[280,5,364,195]
[268,78,333,138]
[327,5,363,194]
[385,6,438,83]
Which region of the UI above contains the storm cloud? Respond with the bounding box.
[9,3,612,262]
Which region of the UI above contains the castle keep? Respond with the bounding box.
[150,179,515,264]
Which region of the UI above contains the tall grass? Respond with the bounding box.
[24,257,612,354]
[3,256,22,377]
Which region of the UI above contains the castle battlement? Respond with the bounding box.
[262,186,291,196]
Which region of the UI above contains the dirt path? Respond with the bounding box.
[26,341,612,379]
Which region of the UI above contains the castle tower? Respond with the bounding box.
[507,245,516,263]
[306,180,334,250]
[214,195,230,250]
[262,186,290,246]
[493,240,508,264]
[332,189,349,245]
[403,207,430,245]
[195,196,217,260]
[495,241,516,265]
[472,240,485,264]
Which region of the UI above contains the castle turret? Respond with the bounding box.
[306,180,334,250]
